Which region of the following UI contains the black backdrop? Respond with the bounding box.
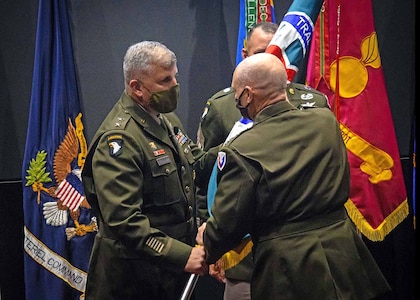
[0,0,415,299]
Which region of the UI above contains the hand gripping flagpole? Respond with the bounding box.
[179,274,200,300]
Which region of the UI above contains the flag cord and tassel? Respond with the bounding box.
[334,1,341,121]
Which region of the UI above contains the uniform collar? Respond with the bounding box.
[253,100,297,124]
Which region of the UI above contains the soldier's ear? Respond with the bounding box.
[129,80,145,98]
[129,79,141,91]
[242,48,248,59]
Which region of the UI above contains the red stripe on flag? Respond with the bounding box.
[265,44,297,82]
[56,179,84,212]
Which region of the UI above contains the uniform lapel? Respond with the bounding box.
[120,92,177,151]
[161,115,180,154]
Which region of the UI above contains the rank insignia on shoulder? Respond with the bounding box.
[217,151,226,171]
[107,135,123,157]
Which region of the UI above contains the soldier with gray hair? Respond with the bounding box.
[82,41,208,300]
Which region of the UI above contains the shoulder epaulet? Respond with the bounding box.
[110,113,131,130]
[287,83,330,109]
[201,87,235,120]
[288,83,324,96]
[209,87,235,101]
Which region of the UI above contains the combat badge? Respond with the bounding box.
[107,134,123,157]
[300,93,314,100]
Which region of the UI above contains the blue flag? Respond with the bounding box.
[266,0,323,81]
[236,0,277,65]
[22,0,97,299]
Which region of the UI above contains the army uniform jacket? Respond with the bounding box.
[195,83,331,281]
[197,82,329,155]
[82,92,206,299]
[204,101,390,299]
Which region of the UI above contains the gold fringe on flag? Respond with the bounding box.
[345,198,409,241]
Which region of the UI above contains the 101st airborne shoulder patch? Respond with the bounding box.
[107,134,123,157]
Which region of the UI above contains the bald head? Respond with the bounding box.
[234,53,287,88]
[232,53,288,120]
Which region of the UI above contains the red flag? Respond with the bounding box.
[306,0,408,241]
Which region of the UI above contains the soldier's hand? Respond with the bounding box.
[196,222,206,245]
[209,263,226,283]
[184,245,208,275]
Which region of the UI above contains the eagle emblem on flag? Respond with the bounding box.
[24,114,97,240]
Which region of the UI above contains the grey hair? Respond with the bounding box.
[123,41,177,84]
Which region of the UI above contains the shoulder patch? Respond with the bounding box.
[201,106,209,119]
[107,135,123,157]
[217,151,226,171]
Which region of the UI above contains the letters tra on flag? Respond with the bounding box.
[236,0,276,65]
[22,0,97,299]
[265,0,324,82]
[306,0,408,241]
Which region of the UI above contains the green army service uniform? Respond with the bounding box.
[203,101,391,299]
[196,82,330,155]
[82,92,206,300]
[195,82,331,282]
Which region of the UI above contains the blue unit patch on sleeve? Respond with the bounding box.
[217,151,226,171]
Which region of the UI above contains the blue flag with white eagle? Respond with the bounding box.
[22,0,97,299]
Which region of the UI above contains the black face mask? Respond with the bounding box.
[235,88,252,120]
[236,102,251,120]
